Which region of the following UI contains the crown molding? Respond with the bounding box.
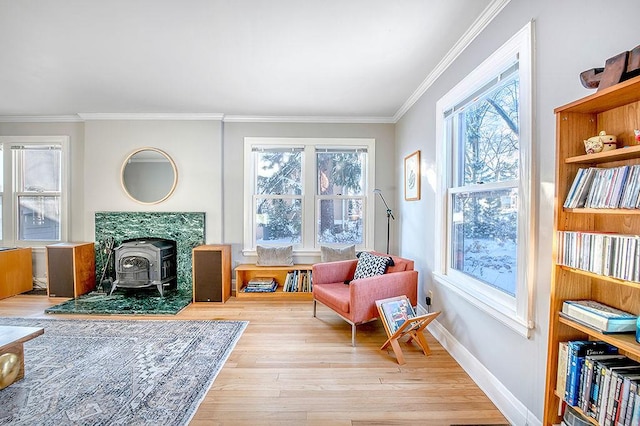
[0,115,83,123]
[222,115,394,124]
[77,113,225,121]
[393,0,511,122]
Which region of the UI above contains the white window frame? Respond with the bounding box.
[0,136,70,247]
[433,22,535,338]
[243,137,375,256]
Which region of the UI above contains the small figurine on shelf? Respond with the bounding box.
[584,130,617,154]
[634,129,640,144]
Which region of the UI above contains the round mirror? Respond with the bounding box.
[121,148,177,204]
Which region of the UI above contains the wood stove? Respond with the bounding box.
[110,238,177,296]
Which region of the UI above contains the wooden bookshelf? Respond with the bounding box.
[544,75,640,425]
[234,264,314,300]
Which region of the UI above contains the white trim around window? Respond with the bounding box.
[243,137,375,257]
[0,135,70,247]
[433,22,535,338]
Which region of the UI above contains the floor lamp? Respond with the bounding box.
[373,189,394,254]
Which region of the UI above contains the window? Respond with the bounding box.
[0,136,69,246]
[316,149,366,245]
[244,138,375,254]
[433,23,534,337]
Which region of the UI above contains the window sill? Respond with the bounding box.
[432,271,534,338]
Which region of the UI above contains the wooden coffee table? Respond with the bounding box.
[0,325,44,388]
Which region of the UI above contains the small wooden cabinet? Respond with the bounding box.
[234,264,313,300]
[46,242,95,298]
[192,244,232,303]
[0,247,33,300]
[543,75,640,425]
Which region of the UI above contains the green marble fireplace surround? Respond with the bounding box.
[94,211,206,291]
[45,212,205,315]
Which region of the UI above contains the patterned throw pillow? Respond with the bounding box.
[352,251,392,280]
[320,245,356,263]
[256,245,294,266]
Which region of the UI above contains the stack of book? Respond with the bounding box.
[557,231,640,282]
[561,300,637,334]
[564,165,640,209]
[243,277,278,293]
[557,339,640,425]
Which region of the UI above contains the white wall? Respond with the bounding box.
[0,121,86,281]
[222,121,396,264]
[0,119,395,280]
[83,120,224,243]
[395,0,640,423]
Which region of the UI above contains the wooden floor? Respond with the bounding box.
[0,295,509,426]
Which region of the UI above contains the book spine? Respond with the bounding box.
[567,342,585,406]
[624,382,639,425]
[582,356,596,412]
[600,366,614,424]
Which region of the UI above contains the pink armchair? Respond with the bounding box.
[312,252,418,346]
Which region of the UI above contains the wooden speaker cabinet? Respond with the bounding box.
[0,247,33,300]
[192,244,231,303]
[46,242,96,298]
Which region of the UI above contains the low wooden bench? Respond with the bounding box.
[0,325,44,389]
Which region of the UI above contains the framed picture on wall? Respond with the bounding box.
[404,150,420,201]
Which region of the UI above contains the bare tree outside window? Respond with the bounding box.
[317,151,365,245]
[450,76,520,296]
[254,150,302,244]
[16,147,62,241]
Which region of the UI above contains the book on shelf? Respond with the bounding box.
[564,340,618,407]
[596,362,640,425]
[561,300,637,333]
[588,355,628,419]
[564,167,597,208]
[610,369,640,425]
[580,354,625,415]
[247,276,276,285]
[563,165,640,210]
[603,366,640,425]
[244,276,277,292]
[557,341,569,401]
[620,378,640,426]
[282,269,313,293]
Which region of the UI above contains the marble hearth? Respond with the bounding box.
[94,212,205,293]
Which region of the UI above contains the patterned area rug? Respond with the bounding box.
[0,318,247,425]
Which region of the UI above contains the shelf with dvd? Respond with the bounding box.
[544,74,640,426]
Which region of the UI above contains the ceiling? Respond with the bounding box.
[0,0,501,122]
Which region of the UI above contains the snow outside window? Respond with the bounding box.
[243,138,375,255]
[0,136,69,246]
[433,23,535,337]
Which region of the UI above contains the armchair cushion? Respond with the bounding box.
[352,251,392,281]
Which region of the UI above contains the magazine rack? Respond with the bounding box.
[376,295,441,365]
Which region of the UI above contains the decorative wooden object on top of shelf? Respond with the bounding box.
[234,264,313,300]
[580,44,640,91]
[46,242,95,298]
[543,75,640,426]
[192,244,231,303]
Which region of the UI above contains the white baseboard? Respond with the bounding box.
[418,306,541,426]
